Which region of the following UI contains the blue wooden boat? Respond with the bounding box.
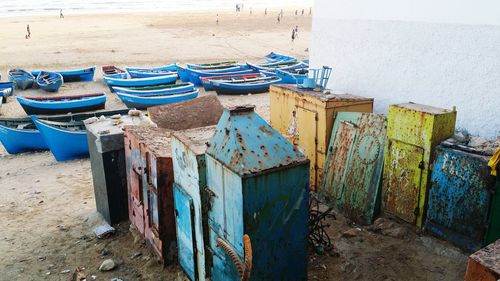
[275,68,308,84]
[32,116,89,161]
[112,82,194,96]
[0,109,129,155]
[116,89,199,109]
[127,69,177,79]
[212,76,281,95]
[247,61,307,72]
[188,67,255,86]
[187,61,238,70]
[102,65,127,79]
[176,64,191,82]
[264,52,296,62]
[0,88,13,104]
[201,73,264,91]
[103,74,177,91]
[36,71,64,92]
[17,93,106,115]
[259,70,278,77]
[8,69,35,90]
[126,64,177,73]
[0,81,15,91]
[32,66,95,82]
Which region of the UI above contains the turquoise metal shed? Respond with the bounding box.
[205,106,310,281]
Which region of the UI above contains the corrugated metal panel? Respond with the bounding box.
[321,112,387,225]
[206,106,310,281]
[172,125,216,281]
[382,102,456,227]
[426,143,495,252]
[269,84,374,190]
[148,95,224,130]
[207,106,308,177]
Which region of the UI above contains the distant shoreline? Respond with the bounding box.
[0,3,312,19]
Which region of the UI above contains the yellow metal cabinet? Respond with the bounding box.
[270,85,374,190]
[382,103,457,227]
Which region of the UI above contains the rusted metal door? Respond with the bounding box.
[321,112,386,225]
[383,140,424,224]
[426,144,493,252]
[323,121,357,202]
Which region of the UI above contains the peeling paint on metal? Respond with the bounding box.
[321,112,387,225]
[382,103,456,227]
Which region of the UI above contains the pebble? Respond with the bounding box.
[342,228,361,238]
[60,269,70,274]
[99,259,116,271]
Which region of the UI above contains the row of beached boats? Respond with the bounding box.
[0,52,311,161]
[7,67,96,92]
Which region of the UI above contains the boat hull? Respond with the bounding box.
[276,69,308,84]
[127,70,177,79]
[0,109,130,155]
[32,117,89,161]
[213,78,281,95]
[36,71,64,92]
[117,90,198,110]
[0,124,48,154]
[188,68,254,86]
[32,67,95,82]
[112,83,194,96]
[104,74,177,91]
[0,82,15,91]
[9,69,35,90]
[17,94,107,115]
[176,65,191,82]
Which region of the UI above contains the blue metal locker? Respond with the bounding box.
[205,106,310,281]
[425,142,495,252]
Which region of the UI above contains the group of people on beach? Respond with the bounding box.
[25,9,64,39]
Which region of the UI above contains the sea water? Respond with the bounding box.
[0,0,313,17]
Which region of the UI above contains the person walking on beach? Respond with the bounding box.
[216,14,219,25]
[291,29,296,43]
[250,8,252,15]
[26,24,31,39]
[301,9,304,16]
[265,8,267,16]
[277,15,280,23]
[309,7,312,15]
[295,25,299,38]
[60,9,64,18]
[295,10,298,16]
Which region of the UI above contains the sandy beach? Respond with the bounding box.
[0,8,468,281]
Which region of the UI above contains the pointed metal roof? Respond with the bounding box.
[206,105,308,177]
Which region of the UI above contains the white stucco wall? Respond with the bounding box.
[310,0,500,138]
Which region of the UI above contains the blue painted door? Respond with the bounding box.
[426,145,492,252]
[174,184,197,280]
